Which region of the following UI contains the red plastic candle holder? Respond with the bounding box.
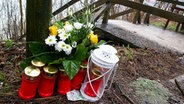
[57,70,71,95]
[38,66,58,98]
[71,69,86,90]
[18,66,40,100]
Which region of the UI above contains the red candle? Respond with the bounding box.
[71,68,86,90]
[71,59,87,90]
[18,66,40,100]
[57,69,71,95]
[84,68,102,97]
[38,66,58,97]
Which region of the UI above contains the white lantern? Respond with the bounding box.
[80,44,119,102]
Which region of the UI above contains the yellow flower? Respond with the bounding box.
[49,25,58,36]
[89,33,98,44]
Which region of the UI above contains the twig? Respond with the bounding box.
[175,79,184,96]
[114,82,135,104]
[112,92,124,103]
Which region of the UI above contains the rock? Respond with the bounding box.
[169,74,184,84]
[131,77,172,104]
[179,56,184,65]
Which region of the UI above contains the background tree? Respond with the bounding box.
[26,0,52,57]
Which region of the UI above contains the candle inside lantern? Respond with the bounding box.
[18,66,40,100]
[38,65,58,97]
[84,68,102,97]
[57,69,71,95]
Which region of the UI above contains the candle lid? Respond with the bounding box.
[24,66,40,77]
[43,66,58,74]
[80,65,87,69]
[31,59,45,67]
[91,44,119,69]
[92,68,101,77]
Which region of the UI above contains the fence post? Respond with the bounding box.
[102,1,112,24]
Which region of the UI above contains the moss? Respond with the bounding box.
[131,77,172,104]
[151,22,176,31]
[0,72,12,95]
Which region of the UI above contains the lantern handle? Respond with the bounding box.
[106,63,118,90]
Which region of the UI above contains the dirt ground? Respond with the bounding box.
[0,38,184,104]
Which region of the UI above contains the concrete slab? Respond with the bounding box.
[96,20,184,54]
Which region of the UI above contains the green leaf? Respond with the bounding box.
[74,44,88,62]
[49,58,65,65]
[20,57,33,69]
[5,39,13,47]
[28,42,49,55]
[89,40,106,50]
[62,60,80,80]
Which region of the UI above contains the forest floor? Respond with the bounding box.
[0,17,184,104]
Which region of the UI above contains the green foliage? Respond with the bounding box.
[5,39,13,47]
[0,72,6,83]
[151,22,176,31]
[123,45,134,60]
[131,77,171,104]
[0,72,12,95]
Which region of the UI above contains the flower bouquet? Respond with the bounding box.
[20,9,105,80]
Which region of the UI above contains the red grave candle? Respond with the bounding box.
[84,68,102,97]
[18,66,40,100]
[38,66,58,98]
[57,69,71,95]
[71,59,87,90]
[71,67,86,90]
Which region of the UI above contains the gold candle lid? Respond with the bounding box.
[80,65,87,69]
[31,59,45,67]
[43,66,58,74]
[59,69,65,72]
[92,68,101,77]
[24,66,41,77]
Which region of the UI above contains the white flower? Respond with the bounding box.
[74,22,83,29]
[58,32,70,41]
[90,30,94,34]
[45,36,57,46]
[55,41,66,52]
[64,24,73,33]
[58,29,65,34]
[72,41,77,48]
[86,23,94,28]
[64,44,72,55]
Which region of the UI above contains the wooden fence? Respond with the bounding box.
[52,0,184,27]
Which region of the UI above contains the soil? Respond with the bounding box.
[0,39,184,104]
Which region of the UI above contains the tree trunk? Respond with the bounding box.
[26,0,52,57]
[19,0,23,38]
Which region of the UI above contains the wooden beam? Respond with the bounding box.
[112,0,184,23]
[61,0,106,21]
[158,0,184,6]
[102,2,112,24]
[93,4,107,22]
[109,9,134,19]
[52,0,79,16]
